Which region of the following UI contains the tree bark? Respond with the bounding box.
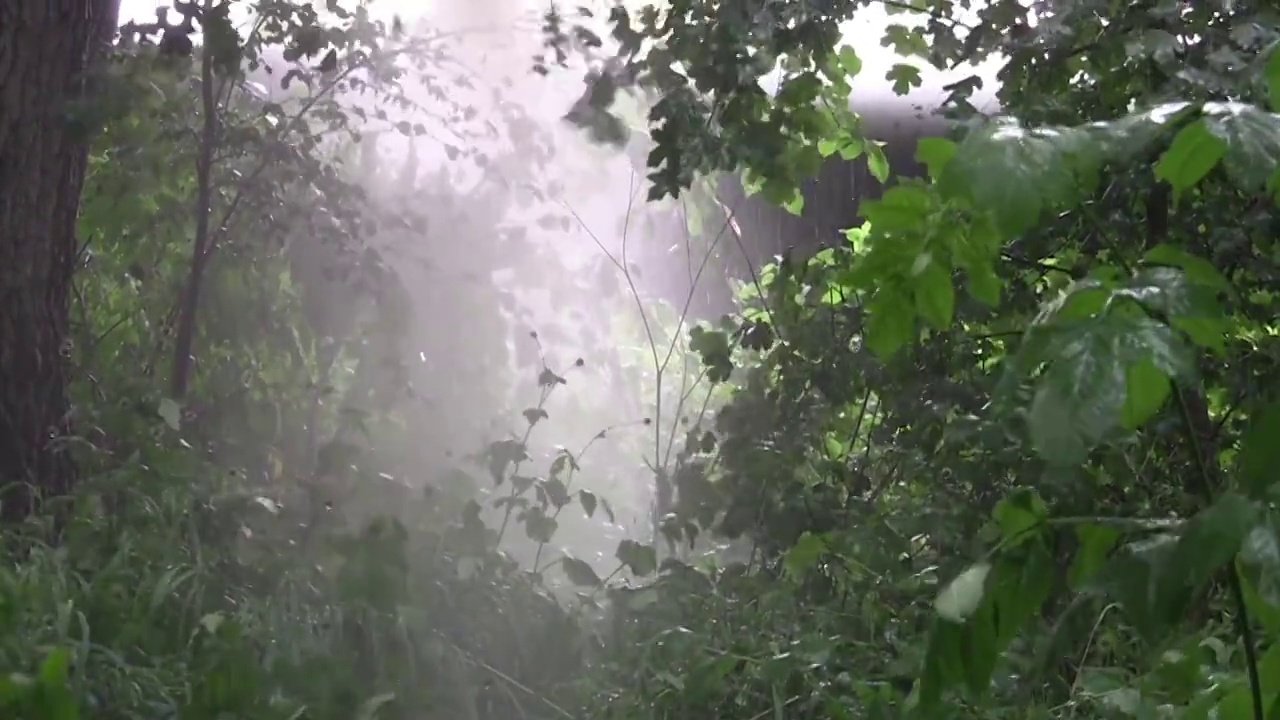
[0,0,120,522]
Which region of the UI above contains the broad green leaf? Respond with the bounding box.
[939,119,1100,237]
[913,258,955,329]
[992,489,1047,547]
[1239,515,1280,634]
[1141,245,1230,293]
[1176,492,1260,583]
[860,185,934,232]
[1027,310,1194,465]
[1154,118,1226,194]
[1027,325,1126,466]
[1237,398,1280,498]
[935,562,991,623]
[864,289,916,359]
[1203,103,1280,192]
[1069,523,1122,590]
[783,531,828,578]
[561,556,603,587]
[915,137,957,180]
[615,539,657,576]
[1095,533,1188,643]
[920,618,967,710]
[922,547,1054,707]
[1121,357,1172,429]
[1215,642,1280,718]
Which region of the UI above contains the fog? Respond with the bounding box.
[115,0,1002,578]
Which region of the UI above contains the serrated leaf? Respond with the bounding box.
[1154,118,1226,194]
[561,556,603,587]
[887,63,923,95]
[935,562,991,623]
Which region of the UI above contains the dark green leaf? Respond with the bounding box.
[562,557,603,587]
[1237,398,1280,498]
[615,539,657,576]
[864,289,916,359]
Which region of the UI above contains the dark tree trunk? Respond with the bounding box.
[0,0,120,522]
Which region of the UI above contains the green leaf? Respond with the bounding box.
[1203,103,1280,192]
[922,546,1054,708]
[1095,533,1187,643]
[1069,523,1122,590]
[886,63,923,95]
[864,289,916,359]
[939,119,1101,237]
[912,257,955,329]
[615,539,658,576]
[915,137,957,180]
[1121,357,1172,429]
[1237,398,1280,498]
[836,46,862,78]
[1154,118,1227,194]
[1141,244,1231,293]
[866,142,890,183]
[1172,492,1260,596]
[861,184,934,231]
[1239,515,1280,634]
[935,562,991,623]
[1026,311,1195,465]
[561,556,603,587]
[992,489,1048,547]
[783,531,828,578]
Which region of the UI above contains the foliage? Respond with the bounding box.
[542,2,1280,720]
[8,0,1280,719]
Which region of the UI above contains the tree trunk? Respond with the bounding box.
[0,0,120,522]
